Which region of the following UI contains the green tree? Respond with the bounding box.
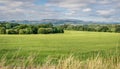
[6,29,18,34]
[0,27,6,34]
[25,28,33,34]
[46,28,53,34]
[115,25,120,32]
[6,23,11,29]
[57,27,64,33]
[19,28,33,34]
[98,26,109,32]
[19,29,26,34]
[38,28,54,34]
[38,28,46,34]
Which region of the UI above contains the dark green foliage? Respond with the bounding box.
[112,25,120,33]
[19,28,33,34]
[26,28,33,34]
[19,29,25,34]
[56,27,64,33]
[38,27,64,34]
[115,26,120,32]
[62,24,120,33]
[46,28,53,33]
[38,28,47,34]
[97,26,109,32]
[0,22,120,34]
[5,23,12,29]
[38,23,53,28]
[18,24,28,29]
[0,22,64,34]
[30,25,38,34]
[6,29,18,34]
[0,27,6,34]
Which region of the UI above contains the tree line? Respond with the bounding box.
[0,22,120,34]
[0,22,64,34]
[60,24,120,33]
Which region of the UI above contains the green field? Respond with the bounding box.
[0,31,120,64]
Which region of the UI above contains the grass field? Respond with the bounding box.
[0,31,120,67]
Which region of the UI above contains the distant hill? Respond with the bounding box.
[1,19,120,25]
[39,19,85,25]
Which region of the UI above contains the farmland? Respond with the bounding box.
[0,31,120,68]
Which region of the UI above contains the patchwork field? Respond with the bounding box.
[0,31,120,65]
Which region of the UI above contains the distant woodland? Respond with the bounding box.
[62,24,120,33]
[0,22,64,34]
[0,22,120,34]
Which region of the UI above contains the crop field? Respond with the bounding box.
[0,31,120,68]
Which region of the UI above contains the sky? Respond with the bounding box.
[0,0,120,22]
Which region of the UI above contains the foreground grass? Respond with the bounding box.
[0,49,120,69]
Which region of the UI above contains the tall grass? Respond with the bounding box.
[0,48,119,69]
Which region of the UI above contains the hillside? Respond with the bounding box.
[1,19,120,25]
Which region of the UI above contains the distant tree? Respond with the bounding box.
[56,27,64,33]
[0,24,3,27]
[62,24,69,29]
[0,27,6,34]
[10,23,20,28]
[30,25,38,34]
[6,29,18,34]
[25,28,33,34]
[38,28,46,34]
[38,28,60,34]
[66,25,74,30]
[53,27,58,33]
[78,26,83,31]
[38,23,53,28]
[115,25,120,32]
[6,23,11,29]
[47,23,53,28]
[46,28,53,34]
[19,24,28,29]
[14,29,19,34]
[19,28,33,34]
[83,25,89,31]
[19,29,26,34]
[98,26,109,32]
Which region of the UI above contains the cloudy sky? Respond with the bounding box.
[0,0,120,22]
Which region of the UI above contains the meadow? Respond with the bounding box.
[0,31,120,68]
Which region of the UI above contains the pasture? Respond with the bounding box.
[0,31,120,65]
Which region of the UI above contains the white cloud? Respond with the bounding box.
[96,9,115,16]
[9,1,23,7]
[98,0,110,4]
[82,8,92,12]
[0,0,120,22]
[47,0,97,10]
